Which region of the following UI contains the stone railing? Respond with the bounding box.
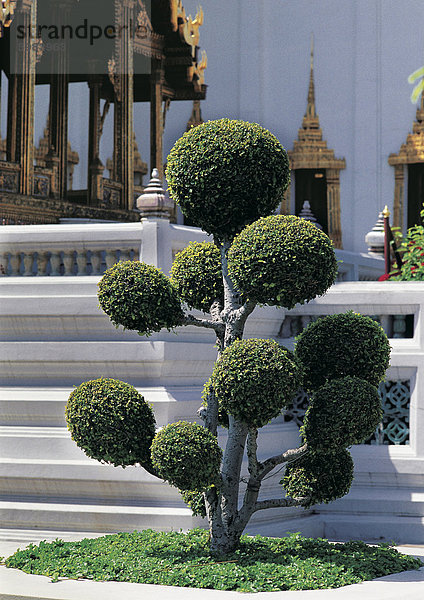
[273,281,424,455]
[0,222,142,276]
[0,218,385,279]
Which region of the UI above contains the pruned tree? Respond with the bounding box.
[66,119,391,555]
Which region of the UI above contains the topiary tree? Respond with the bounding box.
[66,119,390,555]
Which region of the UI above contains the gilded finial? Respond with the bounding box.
[305,33,316,119]
[310,33,314,71]
[382,205,390,218]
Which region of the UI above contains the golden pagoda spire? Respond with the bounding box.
[306,33,316,119]
[302,34,320,130]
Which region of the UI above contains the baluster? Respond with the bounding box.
[0,253,8,276]
[392,315,407,338]
[31,252,39,276]
[62,250,74,276]
[119,248,131,262]
[18,252,25,275]
[105,249,117,270]
[86,250,93,275]
[76,250,87,275]
[23,252,34,276]
[99,250,107,274]
[9,252,20,276]
[37,251,50,276]
[379,315,391,337]
[90,250,101,275]
[50,251,62,276]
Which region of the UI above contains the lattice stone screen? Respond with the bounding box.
[284,380,411,446]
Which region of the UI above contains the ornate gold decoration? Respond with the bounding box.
[171,1,204,55]
[388,90,424,229]
[106,132,147,185]
[186,99,203,131]
[287,37,345,248]
[108,57,122,102]
[35,116,79,191]
[183,6,204,52]
[137,0,153,34]
[0,0,17,36]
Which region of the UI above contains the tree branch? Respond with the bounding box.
[221,416,248,528]
[246,428,260,479]
[258,443,308,480]
[182,314,225,334]
[253,496,308,512]
[201,387,219,437]
[220,241,243,319]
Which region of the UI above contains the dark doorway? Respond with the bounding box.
[295,169,328,233]
[407,163,424,228]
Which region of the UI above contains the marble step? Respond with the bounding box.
[318,486,424,517]
[322,513,424,545]
[0,386,203,427]
[0,455,182,505]
[0,340,217,387]
[0,500,204,535]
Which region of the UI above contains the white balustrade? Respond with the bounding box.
[0,219,385,280]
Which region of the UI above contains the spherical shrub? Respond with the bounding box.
[98,260,184,336]
[166,119,290,240]
[210,339,303,428]
[301,376,382,450]
[282,449,354,508]
[295,311,391,390]
[227,215,338,309]
[180,489,207,518]
[170,242,224,312]
[150,421,222,491]
[65,378,156,468]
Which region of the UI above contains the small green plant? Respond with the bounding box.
[166,118,290,240]
[151,421,222,491]
[227,214,338,309]
[209,338,302,428]
[65,378,156,470]
[98,260,184,335]
[282,449,354,508]
[170,241,224,312]
[5,530,422,592]
[391,207,424,280]
[295,311,391,389]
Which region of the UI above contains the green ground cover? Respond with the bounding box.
[3,529,422,592]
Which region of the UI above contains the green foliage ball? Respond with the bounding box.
[98,260,184,336]
[210,339,302,428]
[180,489,207,518]
[65,378,156,468]
[170,242,224,313]
[295,311,391,390]
[166,119,290,240]
[301,376,382,450]
[282,449,354,508]
[150,421,222,491]
[227,215,338,309]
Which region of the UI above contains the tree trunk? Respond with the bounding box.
[200,238,305,554]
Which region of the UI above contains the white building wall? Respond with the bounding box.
[163,0,424,252]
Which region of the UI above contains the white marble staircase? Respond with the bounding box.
[2,275,424,544]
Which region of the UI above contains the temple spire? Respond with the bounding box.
[302,34,319,130]
[306,33,316,118]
